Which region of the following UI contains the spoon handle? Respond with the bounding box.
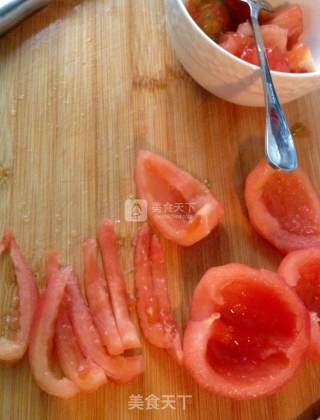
[249,4,297,171]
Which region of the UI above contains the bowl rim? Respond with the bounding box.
[176,0,320,79]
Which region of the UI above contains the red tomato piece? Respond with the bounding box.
[188,1,232,40]
[241,45,290,72]
[245,160,320,254]
[83,238,124,355]
[260,24,288,53]
[288,43,316,73]
[183,264,310,399]
[29,266,79,399]
[237,21,253,37]
[97,219,141,350]
[219,32,253,57]
[67,271,143,383]
[134,224,166,348]
[0,231,38,363]
[48,252,107,392]
[55,303,107,392]
[225,0,250,25]
[278,248,320,361]
[262,4,303,48]
[150,232,183,364]
[135,150,223,246]
[134,224,183,364]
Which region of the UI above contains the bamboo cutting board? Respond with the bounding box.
[1,1,320,419]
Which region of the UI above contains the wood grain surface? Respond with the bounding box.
[1,1,320,419]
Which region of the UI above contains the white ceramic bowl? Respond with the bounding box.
[165,0,320,107]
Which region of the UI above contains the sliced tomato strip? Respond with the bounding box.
[55,303,107,392]
[48,251,107,392]
[135,224,183,363]
[97,219,141,350]
[29,266,79,399]
[135,150,223,246]
[67,271,143,383]
[83,238,123,355]
[183,264,310,399]
[150,233,183,364]
[245,160,320,254]
[0,231,38,362]
[278,248,320,361]
[134,224,167,348]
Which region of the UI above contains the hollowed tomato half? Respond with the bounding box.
[183,264,309,399]
[279,248,320,361]
[245,160,320,254]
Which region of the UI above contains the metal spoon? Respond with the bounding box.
[240,0,297,171]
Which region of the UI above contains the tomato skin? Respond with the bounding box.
[245,160,320,254]
[184,264,310,399]
[135,150,223,246]
[83,238,124,356]
[96,219,141,350]
[29,266,79,399]
[134,224,183,364]
[0,231,38,363]
[278,248,320,362]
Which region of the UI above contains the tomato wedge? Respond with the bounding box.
[29,265,79,399]
[67,271,144,383]
[97,219,141,350]
[135,150,223,246]
[183,264,310,399]
[0,230,38,363]
[245,160,320,254]
[83,238,124,355]
[278,248,320,361]
[134,224,183,364]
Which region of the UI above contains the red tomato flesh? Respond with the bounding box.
[135,150,223,246]
[97,219,141,350]
[245,160,320,254]
[183,264,310,399]
[134,224,183,364]
[279,248,320,361]
[29,266,79,399]
[83,238,124,355]
[0,231,38,363]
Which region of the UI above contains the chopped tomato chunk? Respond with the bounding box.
[0,231,38,363]
[288,43,316,73]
